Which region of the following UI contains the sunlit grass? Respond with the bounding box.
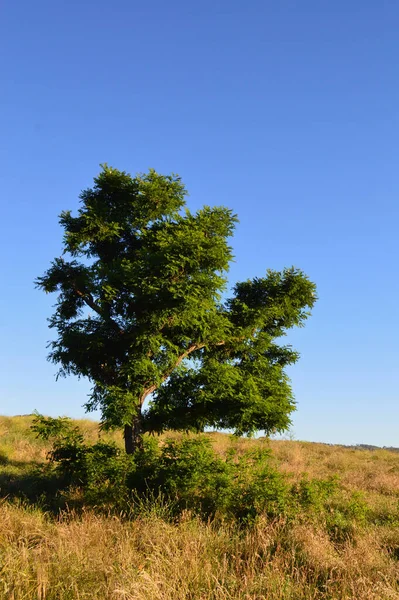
[1,415,399,599]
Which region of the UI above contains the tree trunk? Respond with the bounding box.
[124,408,143,454]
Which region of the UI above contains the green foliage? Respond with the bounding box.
[345,491,370,523]
[31,411,81,442]
[35,429,288,520]
[228,447,290,523]
[139,437,234,517]
[291,476,340,514]
[36,166,317,451]
[34,421,367,528]
[32,414,133,505]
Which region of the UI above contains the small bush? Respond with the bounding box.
[31,412,80,441]
[144,437,233,517]
[32,414,132,507]
[291,476,340,514]
[228,447,290,523]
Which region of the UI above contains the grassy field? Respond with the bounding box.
[1,415,399,599]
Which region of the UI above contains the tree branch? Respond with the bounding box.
[74,288,101,315]
[73,287,122,333]
[139,341,226,407]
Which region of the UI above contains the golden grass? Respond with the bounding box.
[1,504,399,599]
[268,440,399,499]
[1,416,399,599]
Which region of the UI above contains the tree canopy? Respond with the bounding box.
[36,166,316,453]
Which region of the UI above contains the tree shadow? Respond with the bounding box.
[0,451,37,470]
[0,453,68,514]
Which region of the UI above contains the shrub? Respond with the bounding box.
[32,414,132,507]
[32,416,370,529]
[142,437,233,517]
[228,447,290,523]
[291,476,340,515]
[32,418,291,521]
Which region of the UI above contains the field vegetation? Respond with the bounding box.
[1,415,399,599]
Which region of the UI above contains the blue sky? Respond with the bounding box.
[1,0,398,446]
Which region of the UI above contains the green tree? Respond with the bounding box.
[36,166,316,454]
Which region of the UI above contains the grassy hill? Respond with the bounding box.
[1,415,399,599]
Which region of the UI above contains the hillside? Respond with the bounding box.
[1,415,399,599]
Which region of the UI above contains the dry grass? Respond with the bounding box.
[267,440,399,504]
[1,416,399,599]
[1,504,399,599]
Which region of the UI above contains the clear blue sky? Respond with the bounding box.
[1,0,398,446]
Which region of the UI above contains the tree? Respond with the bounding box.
[36,166,316,454]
